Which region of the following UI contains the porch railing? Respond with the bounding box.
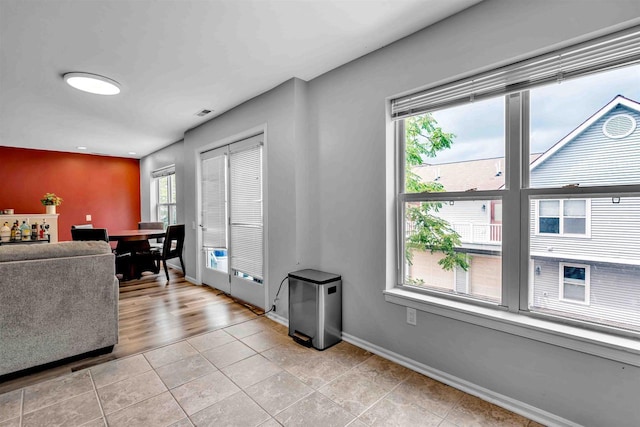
[406,221,502,244]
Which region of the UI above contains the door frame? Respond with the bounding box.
[195,124,269,309]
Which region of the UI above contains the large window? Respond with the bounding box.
[152,166,177,228]
[399,96,504,305]
[392,26,640,335]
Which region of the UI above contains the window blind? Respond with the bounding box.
[201,152,227,249]
[391,26,640,119]
[230,142,263,280]
[151,165,175,178]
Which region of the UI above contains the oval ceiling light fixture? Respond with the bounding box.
[63,72,121,95]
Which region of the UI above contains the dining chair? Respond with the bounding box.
[71,227,133,280]
[138,221,164,249]
[154,224,185,281]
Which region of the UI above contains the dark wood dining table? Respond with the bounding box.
[109,229,166,280]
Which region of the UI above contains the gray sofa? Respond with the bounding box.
[0,241,118,376]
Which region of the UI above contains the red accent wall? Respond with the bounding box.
[0,147,140,241]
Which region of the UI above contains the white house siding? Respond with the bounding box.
[531,258,640,331]
[436,200,488,225]
[434,200,495,243]
[529,197,640,264]
[530,104,640,188]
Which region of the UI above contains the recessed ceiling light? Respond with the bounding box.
[77,146,87,150]
[63,72,121,95]
[128,151,136,155]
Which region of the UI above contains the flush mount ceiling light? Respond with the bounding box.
[63,72,121,95]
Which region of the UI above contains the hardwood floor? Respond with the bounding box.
[0,268,264,394]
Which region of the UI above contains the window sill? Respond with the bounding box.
[384,288,640,367]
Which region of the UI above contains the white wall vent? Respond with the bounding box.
[603,114,636,139]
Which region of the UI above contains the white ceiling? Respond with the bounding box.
[0,0,481,158]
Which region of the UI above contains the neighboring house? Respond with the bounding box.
[408,95,640,331]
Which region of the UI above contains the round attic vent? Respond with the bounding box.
[603,114,636,139]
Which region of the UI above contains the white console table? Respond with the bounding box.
[0,213,59,243]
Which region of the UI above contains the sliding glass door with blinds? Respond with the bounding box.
[200,134,264,308]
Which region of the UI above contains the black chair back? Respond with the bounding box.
[138,221,164,243]
[71,228,109,242]
[163,224,185,259]
[157,224,185,280]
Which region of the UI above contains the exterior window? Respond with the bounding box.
[559,263,590,304]
[392,26,640,335]
[537,200,588,236]
[399,96,504,305]
[538,200,560,233]
[157,173,177,227]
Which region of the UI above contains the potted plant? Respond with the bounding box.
[41,193,63,214]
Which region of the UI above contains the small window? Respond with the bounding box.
[156,172,177,227]
[538,200,560,234]
[559,263,590,304]
[537,199,589,236]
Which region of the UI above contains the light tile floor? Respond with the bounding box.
[0,317,543,427]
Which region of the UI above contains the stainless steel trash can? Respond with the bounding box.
[288,269,342,350]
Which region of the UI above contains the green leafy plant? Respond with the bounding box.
[404,114,468,271]
[41,193,63,206]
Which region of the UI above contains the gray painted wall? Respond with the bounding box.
[140,1,640,424]
[307,1,640,425]
[140,139,185,224]
[182,78,310,318]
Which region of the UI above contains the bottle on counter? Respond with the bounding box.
[31,222,38,240]
[0,222,10,242]
[20,220,30,241]
[10,221,17,241]
[39,220,45,239]
[14,221,21,241]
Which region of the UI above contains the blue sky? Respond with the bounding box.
[426,63,640,164]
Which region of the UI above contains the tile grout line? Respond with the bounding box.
[88,370,108,426]
[95,368,168,418]
[17,371,96,417]
[441,388,466,422]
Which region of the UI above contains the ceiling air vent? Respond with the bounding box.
[196,109,213,117]
[603,114,636,139]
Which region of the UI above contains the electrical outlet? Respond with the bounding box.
[406,307,417,325]
[85,214,91,221]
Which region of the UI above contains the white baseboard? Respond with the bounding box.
[341,332,578,427]
[266,311,289,327]
[252,304,573,425]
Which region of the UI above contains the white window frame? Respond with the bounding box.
[535,199,591,237]
[385,25,640,367]
[559,262,590,305]
[154,169,177,226]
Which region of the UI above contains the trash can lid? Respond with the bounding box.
[288,269,341,285]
